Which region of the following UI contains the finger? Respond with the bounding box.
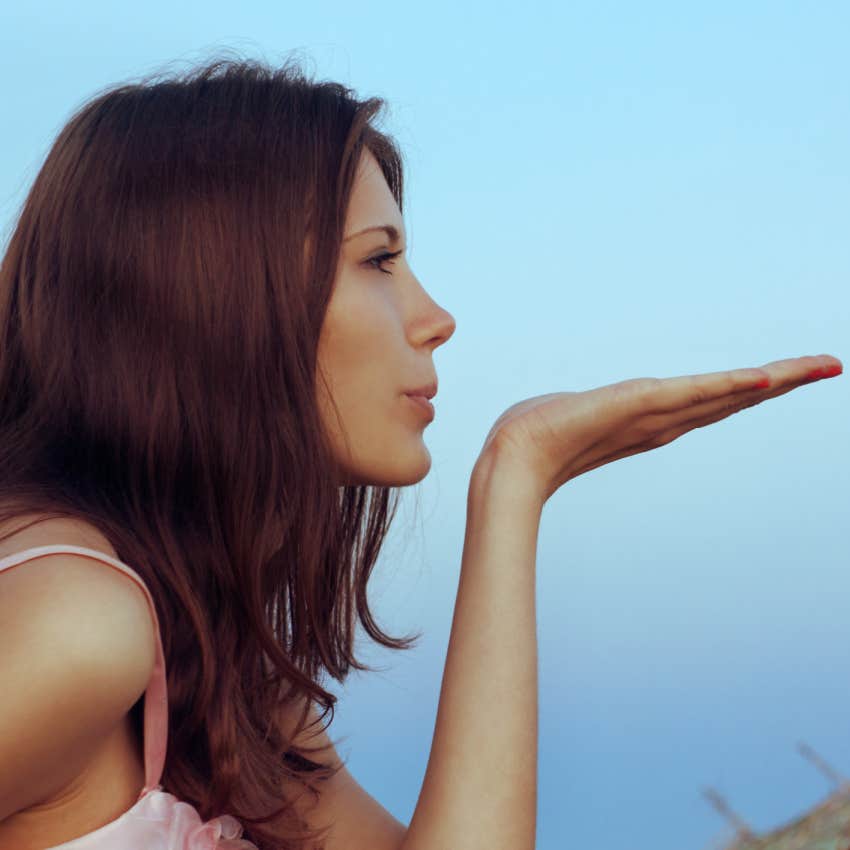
[638,357,840,438]
[637,354,843,450]
[643,396,777,452]
[571,378,808,481]
[637,354,842,417]
[569,355,843,483]
[758,353,843,378]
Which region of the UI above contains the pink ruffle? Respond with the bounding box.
[134,788,261,850]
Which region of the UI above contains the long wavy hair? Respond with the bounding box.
[0,54,421,849]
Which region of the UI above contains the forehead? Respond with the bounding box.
[346,149,403,233]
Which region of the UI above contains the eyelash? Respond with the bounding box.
[365,249,403,275]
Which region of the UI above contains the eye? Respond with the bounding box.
[365,249,403,275]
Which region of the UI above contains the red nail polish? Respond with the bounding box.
[824,364,843,377]
[807,368,825,381]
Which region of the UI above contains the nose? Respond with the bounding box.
[420,300,456,351]
[431,303,456,349]
[408,273,456,350]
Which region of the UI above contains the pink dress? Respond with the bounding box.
[0,543,259,850]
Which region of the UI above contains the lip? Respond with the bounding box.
[404,382,437,400]
[404,393,435,420]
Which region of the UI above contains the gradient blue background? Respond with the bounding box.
[1,4,847,848]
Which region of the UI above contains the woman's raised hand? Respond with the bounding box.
[481,354,843,505]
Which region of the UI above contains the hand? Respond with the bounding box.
[481,354,843,504]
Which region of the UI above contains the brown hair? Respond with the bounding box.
[0,53,421,849]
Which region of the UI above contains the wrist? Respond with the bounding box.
[471,443,546,515]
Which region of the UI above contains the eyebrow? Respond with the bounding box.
[343,224,403,244]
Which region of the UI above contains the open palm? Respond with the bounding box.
[483,354,843,504]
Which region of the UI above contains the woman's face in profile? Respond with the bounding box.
[317,148,456,487]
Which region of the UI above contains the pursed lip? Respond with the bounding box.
[404,381,437,400]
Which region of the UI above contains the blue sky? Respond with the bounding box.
[1,3,847,848]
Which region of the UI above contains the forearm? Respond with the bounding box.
[402,450,544,850]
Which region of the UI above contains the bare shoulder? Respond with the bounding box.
[0,512,156,820]
[0,510,156,678]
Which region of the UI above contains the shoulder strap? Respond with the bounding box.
[0,544,168,795]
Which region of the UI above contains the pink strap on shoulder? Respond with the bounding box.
[0,543,169,796]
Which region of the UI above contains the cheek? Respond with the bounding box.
[331,287,399,363]
[319,275,407,407]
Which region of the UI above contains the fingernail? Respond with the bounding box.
[808,364,843,381]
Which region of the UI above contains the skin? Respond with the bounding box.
[316,148,456,487]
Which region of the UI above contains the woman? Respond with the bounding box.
[0,55,841,850]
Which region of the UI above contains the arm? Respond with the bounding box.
[401,448,543,850]
[271,446,542,850]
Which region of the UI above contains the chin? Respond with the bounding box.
[340,444,432,487]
